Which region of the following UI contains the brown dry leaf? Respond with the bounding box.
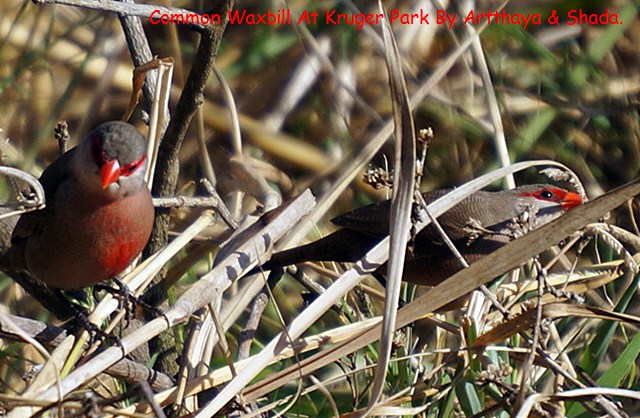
[474,302,640,346]
[499,260,625,300]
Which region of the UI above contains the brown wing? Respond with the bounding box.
[423,189,532,242]
[331,190,453,236]
[332,189,531,245]
[330,199,391,236]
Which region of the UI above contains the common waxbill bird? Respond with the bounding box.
[0,121,154,316]
[259,185,582,285]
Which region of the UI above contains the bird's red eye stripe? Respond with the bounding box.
[520,187,562,202]
[120,155,147,176]
[520,187,583,210]
[91,134,107,165]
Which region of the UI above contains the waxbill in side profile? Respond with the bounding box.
[1,121,154,317]
[258,185,582,286]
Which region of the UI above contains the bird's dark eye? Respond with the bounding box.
[540,189,554,200]
[120,155,147,177]
[121,162,137,175]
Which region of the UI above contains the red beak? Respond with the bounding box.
[100,159,121,189]
[562,191,583,211]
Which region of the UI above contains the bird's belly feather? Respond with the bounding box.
[25,193,153,289]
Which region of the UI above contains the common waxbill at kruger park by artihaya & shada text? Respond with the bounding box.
[259,185,582,286]
[0,121,154,317]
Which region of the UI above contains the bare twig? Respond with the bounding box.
[54,121,70,155]
[145,3,232,312]
[0,166,45,216]
[237,291,269,361]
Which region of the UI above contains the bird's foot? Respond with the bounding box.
[81,318,120,348]
[507,208,538,238]
[61,293,119,346]
[94,278,163,327]
[463,218,498,244]
[464,217,522,244]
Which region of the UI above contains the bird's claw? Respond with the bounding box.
[93,278,163,328]
[93,281,134,328]
[463,218,497,244]
[112,278,164,321]
[63,296,120,347]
